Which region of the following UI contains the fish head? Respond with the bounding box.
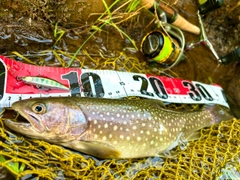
[4,98,88,142]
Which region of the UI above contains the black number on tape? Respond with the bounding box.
[62,71,81,96]
[182,81,202,101]
[133,75,154,97]
[0,60,6,101]
[195,83,213,101]
[149,77,168,99]
[81,72,105,97]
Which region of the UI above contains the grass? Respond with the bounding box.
[0,72,5,77]
[125,0,141,12]
[0,155,26,176]
[53,22,66,46]
[67,0,141,67]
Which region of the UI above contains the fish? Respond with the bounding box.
[4,97,233,159]
[18,76,69,91]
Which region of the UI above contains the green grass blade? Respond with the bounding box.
[68,22,107,67]
[0,72,5,77]
[102,0,112,18]
[126,0,141,12]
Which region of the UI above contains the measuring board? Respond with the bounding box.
[0,55,228,108]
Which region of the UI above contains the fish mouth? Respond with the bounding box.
[4,105,45,133]
[19,110,45,132]
[4,117,44,140]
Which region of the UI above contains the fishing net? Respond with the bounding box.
[0,108,239,179]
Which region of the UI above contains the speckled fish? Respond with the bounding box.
[18,76,69,91]
[4,97,233,159]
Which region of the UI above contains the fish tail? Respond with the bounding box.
[205,104,234,124]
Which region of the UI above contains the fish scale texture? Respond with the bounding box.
[0,110,239,179]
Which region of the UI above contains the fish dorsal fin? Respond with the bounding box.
[61,140,121,159]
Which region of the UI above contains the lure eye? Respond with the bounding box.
[32,103,46,114]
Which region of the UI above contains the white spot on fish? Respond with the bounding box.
[142,123,146,127]
[104,123,108,128]
[102,136,107,141]
[92,112,96,115]
[132,126,137,130]
[109,134,112,138]
[113,141,117,145]
[120,135,124,139]
[137,137,141,141]
[88,117,92,121]
[113,125,118,131]
[159,124,166,133]
[94,120,97,125]
[146,131,150,135]
[117,113,120,117]
[94,134,98,139]
[126,136,130,141]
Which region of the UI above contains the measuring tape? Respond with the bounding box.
[0,56,228,108]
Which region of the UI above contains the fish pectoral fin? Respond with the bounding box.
[76,141,121,159]
[187,130,201,141]
[158,150,178,158]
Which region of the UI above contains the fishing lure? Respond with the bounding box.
[18,76,69,91]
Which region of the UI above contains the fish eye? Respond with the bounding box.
[32,103,46,114]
